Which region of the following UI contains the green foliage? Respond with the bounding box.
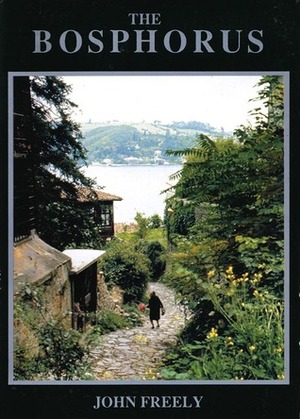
[147,214,163,229]
[235,235,284,292]
[134,212,148,239]
[14,347,46,380]
[81,121,220,164]
[115,214,167,281]
[166,85,284,239]
[165,200,195,239]
[116,212,166,247]
[29,76,101,250]
[161,75,285,380]
[135,240,166,280]
[121,303,145,327]
[14,283,92,381]
[144,226,167,246]
[83,125,142,164]
[161,266,284,380]
[40,200,106,250]
[166,133,218,159]
[88,310,129,337]
[99,240,150,302]
[37,320,91,380]
[14,281,144,380]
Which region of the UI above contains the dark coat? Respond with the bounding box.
[148,294,163,321]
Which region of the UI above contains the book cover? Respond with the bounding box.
[1,0,299,418]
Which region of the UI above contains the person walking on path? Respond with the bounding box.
[90,282,188,380]
[147,291,164,329]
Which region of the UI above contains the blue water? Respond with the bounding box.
[82,164,181,223]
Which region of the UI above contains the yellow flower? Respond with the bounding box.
[277,373,285,380]
[226,266,233,274]
[207,270,216,278]
[253,290,260,298]
[134,335,148,344]
[225,266,235,280]
[249,345,256,352]
[143,368,160,380]
[207,327,218,339]
[101,371,113,379]
[225,336,234,346]
[251,272,263,285]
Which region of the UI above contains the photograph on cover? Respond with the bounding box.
[9,72,289,385]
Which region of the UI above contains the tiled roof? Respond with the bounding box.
[76,186,123,202]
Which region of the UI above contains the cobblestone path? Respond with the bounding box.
[90,282,187,381]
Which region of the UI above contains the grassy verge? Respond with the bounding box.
[116,227,167,247]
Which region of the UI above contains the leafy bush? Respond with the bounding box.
[160,266,284,380]
[99,240,150,302]
[86,310,129,340]
[14,319,91,381]
[14,347,46,380]
[147,214,163,229]
[14,283,91,381]
[85,307,145,347]
[134,212,148,239]
[122,304,145,327]
[136,240,166,280]
[160,77,285,380]
[37,320,91,380]
[165,200,195,239]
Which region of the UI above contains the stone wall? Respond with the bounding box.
[96,271,123,312]
[114,222,138,234]
[14,236,72,319]
[39,263,72,327]
[14,260,72,362]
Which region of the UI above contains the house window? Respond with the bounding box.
[99,205,112,227]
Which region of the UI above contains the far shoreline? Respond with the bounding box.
[86,162,182,168]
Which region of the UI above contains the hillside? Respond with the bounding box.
[80,121,229,165]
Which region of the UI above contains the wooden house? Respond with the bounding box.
[76,186,122,241]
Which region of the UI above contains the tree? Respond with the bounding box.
[166,75,284,249]
[135,240,166,280]
[134,212,148,239]
[160,76,285,379]
[30,76,99,250]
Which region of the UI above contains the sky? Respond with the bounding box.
[63,74,265,132]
